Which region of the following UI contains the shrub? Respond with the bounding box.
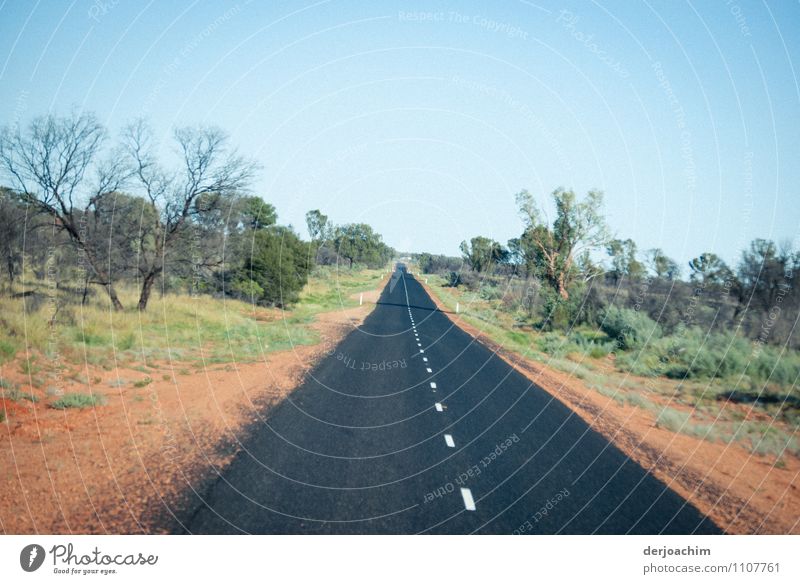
[446,271,462,287]
[538,284,589,330]
[226,226,311,307]
[600,305,662,350]
[51,393,105,409]
[2,387,39,402]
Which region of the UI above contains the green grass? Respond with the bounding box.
[50,393,106,409]
[133,377,152,388]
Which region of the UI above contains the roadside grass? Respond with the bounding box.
[422,272,800,459]
[0,265,385,374]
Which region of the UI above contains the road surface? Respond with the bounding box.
[182,265,721,534]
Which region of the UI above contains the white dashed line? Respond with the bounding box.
[426,367,432,373]
[423,357,428,362]
[420,349,425,353]
[417,343,422,347]
[460,488,476,511]
[430,382,437,389]
[444,434,455,448]
[434,402,443,412]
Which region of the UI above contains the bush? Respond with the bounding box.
[600,305,662,350]
[225,226,311,307]
[538,284,590,330]
[445,271,462,287]
[50,393,105,409]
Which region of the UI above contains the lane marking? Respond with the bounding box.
[422,357,428,362]
[426,367,432,373]
[430,382,437,389]
[434,402,443,412]
[419,349,424,353]
[417,342,422,347]
[444,434,455,448]
[460,488,476,511]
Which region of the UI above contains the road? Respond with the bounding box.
[182,265,721,534]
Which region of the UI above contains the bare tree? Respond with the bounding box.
[123,120,257,310]
[0,112,129,309]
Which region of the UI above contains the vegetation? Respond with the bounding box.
[416,186,800,458]
[0,112,395,314]
[50,393,106,409]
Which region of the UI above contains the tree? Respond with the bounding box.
[332,223,392,268]
[0,187,25,287]
[239,197,276,231]
[228,225,310,307]
[688,252,733,288]
[459,236,505,273]
[0,111,130,309]
[305,209,328,242]
[606,238,645,284]
[736,239,791,313]
[123,119,257,310]
[646,248,681,280]
[515,188,609,299]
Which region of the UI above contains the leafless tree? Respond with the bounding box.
[0,112,130,309]
[122,120,257,310]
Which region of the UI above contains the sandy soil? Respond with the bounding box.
[417,279,800,535]
[0,285,384,534]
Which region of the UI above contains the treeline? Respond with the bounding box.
[416,188,800,351]
[0,112,393,310]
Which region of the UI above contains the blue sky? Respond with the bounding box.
[1,0,799,267]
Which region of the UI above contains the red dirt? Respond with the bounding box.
[0,288,380,534]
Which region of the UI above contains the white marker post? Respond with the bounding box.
[456,302,459,314]
[359,293,363,306]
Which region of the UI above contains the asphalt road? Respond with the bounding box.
[182,265,721,534]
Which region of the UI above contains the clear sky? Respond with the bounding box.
[1,0,799,267]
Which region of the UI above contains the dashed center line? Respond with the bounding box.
[422,357,428,362]
[460,488,476,511]
[430,382,437,389]
[426,367,432,373]
[434,402,443,412]
[444,434,455,448]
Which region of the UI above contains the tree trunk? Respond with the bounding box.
[137,270,159,311]
[107,284,124,311]
[557,275,569,300]
[82,247,124,311]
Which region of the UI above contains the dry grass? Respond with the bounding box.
[0,266,385,372]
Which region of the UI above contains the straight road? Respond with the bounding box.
[182,265,721,534]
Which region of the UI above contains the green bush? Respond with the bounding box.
[600,306,662,350]
[539,285,587,330]
[226,226,311,307]
[50,393,105,409]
